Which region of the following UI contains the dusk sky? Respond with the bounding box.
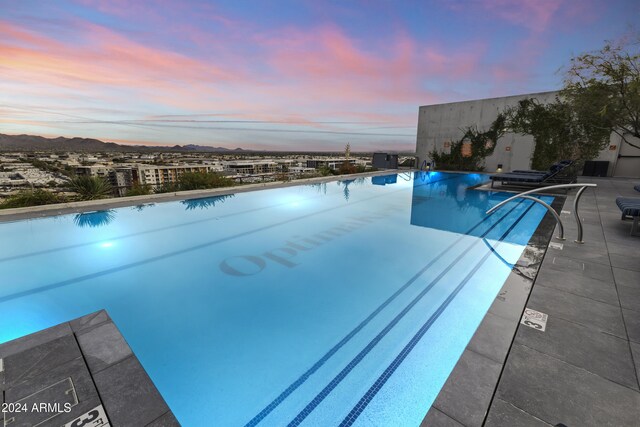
[1,0,638,151]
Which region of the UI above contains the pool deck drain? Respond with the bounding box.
[423,177,640,426]
[0,310,178,427]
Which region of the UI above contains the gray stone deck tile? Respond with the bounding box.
[613,267,640,288]
[541,254,614,282]
[146,411,181,427]
[496,344,640,427]
[466,311,518,364]
[485,399,552,427]
[420,407,464,427]
[630,341,640,387]
[69,309,111,334]
[0,322,72,358]
[527,284,626,338]
[514,314,637,389]
[432,350,501,427]
[4,357,101,427]
[76,322,133,373]
[610,253,640,272]
[547,244,611,266]
[604,227,640,244]
[607,240,640,257]
[3,334,82,388]
[534,269,618,306]
[623,308,640,343]
[618,285,640,312]
[94,356,170,427]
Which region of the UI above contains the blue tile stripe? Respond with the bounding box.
[243,197,525,427]
[284,201,535,426]
[339,203,535,426]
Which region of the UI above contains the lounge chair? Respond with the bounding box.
[489,161,574,188]
[511,160,573,175]
[615,184,640,236]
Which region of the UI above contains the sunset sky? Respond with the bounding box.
[1,0,637,151]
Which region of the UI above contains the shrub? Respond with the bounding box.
[126,183,152,196]
[178,171,234,191]
[0,189,65,209]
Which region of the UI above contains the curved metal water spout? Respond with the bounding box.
[486,183,597,243]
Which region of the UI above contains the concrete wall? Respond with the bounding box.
[416,92,640,177]
[608,134,640,177]
[416,91,561,173]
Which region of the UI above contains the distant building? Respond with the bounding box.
[76,165,131,196]
[372,153,399,169]
[224,160,278,175]
[306,158,359,170]
[136,164,223,188]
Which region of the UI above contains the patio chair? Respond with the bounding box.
[489,162,570,188]
[615,184,640,236]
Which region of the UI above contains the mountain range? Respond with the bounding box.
[0,133,245,153]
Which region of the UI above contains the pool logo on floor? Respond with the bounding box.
[219,209,395,276]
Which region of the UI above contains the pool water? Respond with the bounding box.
[0,172,552,426]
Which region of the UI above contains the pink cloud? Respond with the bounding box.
[444,0,563,31]
[0,11,484,149]
[256,25,481,108]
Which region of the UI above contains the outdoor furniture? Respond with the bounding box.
[489,161,574,188]
[615,184,640,236]
[511,160,573,175]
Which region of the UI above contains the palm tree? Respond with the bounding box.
[69,176,113,200]
[73,210,116,227]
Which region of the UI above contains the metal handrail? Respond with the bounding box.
[486,183,597,243]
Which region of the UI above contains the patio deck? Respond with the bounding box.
[425,176,640,426]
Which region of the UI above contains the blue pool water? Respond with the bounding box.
[0,172,553,426]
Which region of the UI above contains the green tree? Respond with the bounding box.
[126,183,152,196]
[317,165,334,176]
[0,189,65,209]
[338,161,356,175]
[562,35,640,149]
[69,176,113,200]
[154,182,180,193]
[178,171,234,191]
[505,98,611,169]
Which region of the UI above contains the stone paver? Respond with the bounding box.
[495,344,640,426]
[486,177,640,426]
[485,398,552,427]
[0,310,178,426]
[431,350,502,426]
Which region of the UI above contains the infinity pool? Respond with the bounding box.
[0,172,552,426]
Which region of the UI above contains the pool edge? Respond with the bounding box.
[421,194,565,426]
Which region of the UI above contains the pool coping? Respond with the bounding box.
[0,169,404,222]
[0,310,179,426]
[421,191,566,426]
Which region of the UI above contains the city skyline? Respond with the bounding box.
[1,0,638,151]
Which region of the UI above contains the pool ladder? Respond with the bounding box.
[485,183,597,244]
